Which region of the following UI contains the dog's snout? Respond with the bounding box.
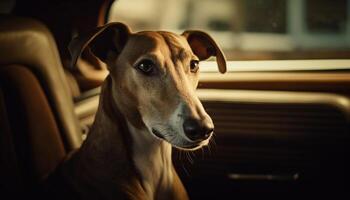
[183,117,214,141]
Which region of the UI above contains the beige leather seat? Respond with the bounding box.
[0,15,83,196]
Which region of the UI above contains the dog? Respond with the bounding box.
[43,22,226,200]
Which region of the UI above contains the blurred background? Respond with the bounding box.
[1,0,349,93]
[109,0,350,60]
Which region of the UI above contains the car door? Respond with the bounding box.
[173,60,350,199]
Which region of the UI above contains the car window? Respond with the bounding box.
[108,0,350,61]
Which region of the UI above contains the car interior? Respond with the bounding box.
[1,0,349,199]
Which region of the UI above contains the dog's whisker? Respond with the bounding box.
[190,151,196,158]
[201,148,204,160]
[178,149,182,161]
[185,152,190,164]
[186,152,194,164]
[207,142,212,156]
[211,134,217,148]
[181,162,190,177]
[210,137,217,154]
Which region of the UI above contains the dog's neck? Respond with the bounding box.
[77,78,174,199]
[127,122,174,199]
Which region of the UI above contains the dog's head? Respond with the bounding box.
[70,22,226,150]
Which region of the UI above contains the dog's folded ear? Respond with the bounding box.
[69,22,131,69]
[182,30,226,73]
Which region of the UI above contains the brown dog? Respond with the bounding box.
[44,22,226,200]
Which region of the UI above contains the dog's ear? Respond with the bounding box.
[182,30,226,73]
[69,22,131,69]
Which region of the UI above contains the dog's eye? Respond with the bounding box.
[136,59,156,75]
[190,60,199,73]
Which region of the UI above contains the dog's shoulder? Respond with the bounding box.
[36,150,80,199]
[39,150,148,200]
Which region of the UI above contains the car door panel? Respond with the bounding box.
[174,62,350,199]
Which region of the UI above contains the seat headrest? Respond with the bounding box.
[0,15,83,150]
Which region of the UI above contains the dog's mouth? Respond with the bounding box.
[177,140,210,151]
[151,128,165,139]
[151,128,209,151]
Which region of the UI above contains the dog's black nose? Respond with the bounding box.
[183,117,214,141]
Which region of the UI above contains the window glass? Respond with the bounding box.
[244,0,287,33]
[109,0,350,60]
[306,0,347,33]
